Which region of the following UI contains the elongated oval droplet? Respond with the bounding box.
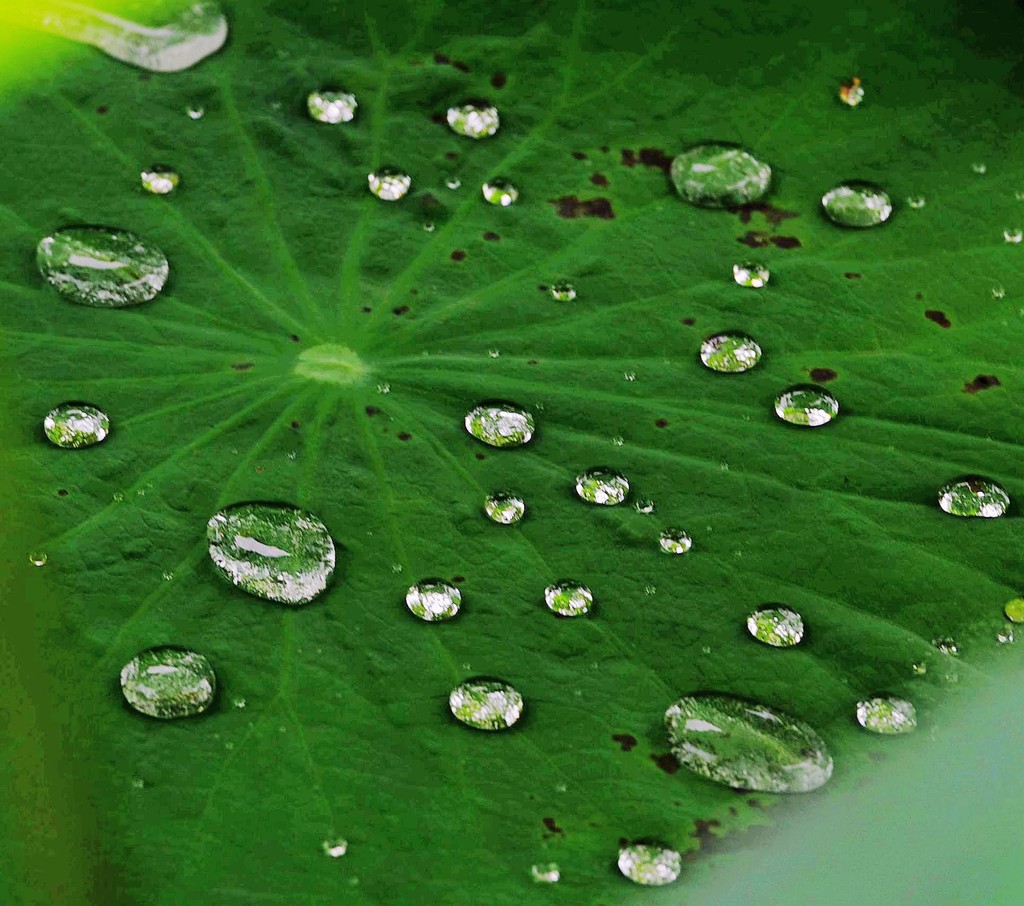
[544,582,593,617]
[856,696,917,735]
[368,167,411,201]
[700,333,762,373]
[37,227,169,307]
[120,646,215,719]
[664,694,833,793]
[821,181,892,227]
[575,468,629,505]
[482,178,518,206]
[747,606,805,647]
[484,492,525,524]
[464,401,534,448]
[141,165,181,195]
[658,529,692,554]
[449,678,523,730]
[207,503,336,605]
[670,143,772,208]
[617,843,682,887]
[774,385,839,427]
[732,262,769,288]
[937,477,1010,517]
[44,402,109,449]
[447,101,499,138]
[307,90,357,123]
[405,579,462,622]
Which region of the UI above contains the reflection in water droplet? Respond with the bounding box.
[1004,228,1023,244]
[29,551,48,567]
[550,281,576,302]
[447,102,500,138]
[186,105,206,120]
[856,696,917,735]
[664,694,833,793]
[484,492,525,524]
[838,76,864,107]
[670,143,772,207]
[911,661,927,676]
[575,468,629,505]
[544,582,593,617]
[232,697,247,709]
[821,181,892,227]
[634,499,655,514]
[623,371,637,382]
[322,838,348,858]
[464,402,535,448]
[972,162,987,174]
[482,178,519,206]
[937,477,1010,518]
[449,679,523,730]
[37,227,169,307]
[44,402,110,448]
[307,90,357,123]
[617,843,682,887]
[747,607,804,647]
[774,385,839,427]
[992,286,1006,299]
[445,177,461,190]
[405,579,462,622]
[120,646,215,719]
[732,262,769,288]
[207,503,336,605]
[531,863,560,884]
[932,636,959,656]
[700,333,762,373]
[1004,599,1024,623]
[423,222,435,232]
[658,529,692,554]
[997,625,1015,644]
[141,165,181,195]
[907,195,926,209]
[487,348,500,359]
[368,167,411,201]
[377,382,391,395]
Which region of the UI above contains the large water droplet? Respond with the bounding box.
[482,178,518,206]
[206,503,336,605]
[141,165,181,195]
[658,529,692,554]
[700,333,762,373]
[937,477,1010,517]
[575,468,629,505]
[530,863,560,884]
[446,102,499,138]
[544,582,593,617]
[732,262,769,288]
[37,227,169,307]
[405,579,462,622]
[856,696,917,735]
[550,280,577,302]
[747,606,805,647]
[44,402,110,449]
[1004,599,1024,623]
[821,181,893,227]
[449,678,523,730]
[774,385,839,427]
[120,646,215,719]
[484,492,525,524]
[617,843,682,887]
[664,694,833,793]
[307,90,357,123]
[670,143,772,208]
[464,402,535,448]
[368,167,411,201]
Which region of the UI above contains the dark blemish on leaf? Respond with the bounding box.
[651,753,679,774]
[551,196,615,219]
[692,819,721,848]
[572,151,587,160]
[844,272,861,279]
[638,148,672,172]
[365,406,380,416]
[600,145,610,153]
[289,334,301,343]
[747,798,762,808]
[491,71,506,89]
[430,112,446,126]
[393,305,409,316]
[591,172,609,187]
[231,362,254,371]
[452,60,470,73]
[475,452,486,460]
[925,309,952,328]
[451,249,466,261]
[727,202,799,227]
[915,292,924,300]
[771,235,801,249]
[655,419,669,428]
[434,52,449,64]
[483,231,500,241]
[538,284,548,291]
[96,105,109,114]
[290,420,301,429]
[681,317,695,326]
[809,368,838,382]
[410,289,419,295]
[361,306,372,313]
[451,575,465,583]
[738,230,771,248]
[612,733,638,752]
[57,488,68,497]
[621,148,636,167]
[397,432,412,441]
[255,466,264,473]
[542,817,564,834]
[527,359,539,365]
[728,807,738,817]
[964,374,1000,394]
[445,151,458,160]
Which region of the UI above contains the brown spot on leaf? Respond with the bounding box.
[452,60,470,73]
[727,202,799,227]
[361,306,372,314]
[491,71,506,89]
[289,334,301,343]
[621,148,636,167]
[393,305,409,316]
[57,488,68,497]
[483,231,500,241]
[612,733,638,752]
[844,272,861,279]
[430,112,446,126]
[451,249,466,261]
[638,148,672,172]
[551,196,615,219]
[231,362,253,371]
[254,466,264,474]
[655,419,669,428]
[925,309,952,328]
[290,420,301,430]
[692,819,721,848]
[365,406,380,416]
[542,817,564,835]
[681,317,695,326]
[527,359,539,365]
[747,798,763,808]
[572,151,587,160]
[809,368,838,382]
[96,105,108,115]
[591,172,609,187]
[433,52,450,64]
[397,432,412,441]
[475,452,486,460]
[771,235,801,249]
[738,230,771,248]
[445,151,458,160]
[451,575,465,583]
[964,374,1000,394]
[651,753,679,774]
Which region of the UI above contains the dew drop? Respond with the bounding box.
[449,678,523,730]
[617,842,682,887]
[423,222,435,232]
[445,177,462,190]
[186,104,206,120]
[670,143,772,208]
[821,181,893,227]
[37,227,169,307]
[644,584,657,596]
[206,503,336,605]
[368,167,411,201]
[484,492,525,524]
[464,401,535,448]
[911,661,927,676]
[446,102,500,138]
[700,332,762,373]
[482,178,518,206]
[997,625,1015,645]
[405,579,462,622]
[29,551,48,567]
[1004,599,1024,623]
[747,606,805,647]
[932,636,959,656]
[140,165,181,195]
[774,385,839,427]
[838,76,864,107]
[544,582,593,617]
[907,195,926,209]
[1003,228,1023,244]
[322,838,348,858]
[992,285,1006,299]
[232,697,247,709]
[732,262,769,288]
[611,434,624,447]
[856,696,917,735]
[634,499,655,514]
[937,476,1010,518]
[623,371,637,382]
[971,162,987,174]
[550,281,577,302]
[658,529,692,554]
[44,402,110,449]
[575,467,629,505]
[376,382,391,395]
[531,863,560,884]
[307,90,357,123]
[120,646,215,719]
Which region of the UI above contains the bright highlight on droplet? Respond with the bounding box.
[550,281,576,302]
[464,402,535,448]
[838,76,864,107]
[747,606,805,647]
[732,262,769,288]
[484,493,525,524]
[322,838,348,858]
[658,529,692,554]
[531,863,560,884]
[700,333,762,373]
[482,178,519,206]
[821,181,893,227]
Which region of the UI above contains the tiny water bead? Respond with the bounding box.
[544,582,593,617]
[997,625,1016,645]
[972,162,987,175]
[838,76,864,107]
[484,492,525,524]
[368,167,411,201]
[530,863,560,884]
[634,499,655,514]
[992,285,1006,300]
[37,227,169,307]
[821,181,893,227]
[774,385,839,427]
[700,333,762,374]
[575,468,629,505]
[445,177,462,190]
[1004,228,1023,244]
[1004,599,1024,623]
[907,195,926,209]
[617,843,682,887]
[856,697,917,735]
[206,503,336,605]
[322,839,348,858]
[307,90,357,123]
[44,402,110,449]
[446,102,500,138]
[747,607,805,647]
[405,579,462,622]
[937,477,1010,518]
[670,142,772,207]
[732,262,769,288]
[550,280,577,302]
[29,552,48,567]
[120,647,215,719]
[449,679,523,730]
[482,178,518,206]
[464,402,535,448]
[658,529,692,554]
[186,105,206,120]
[932,636,959,656]
[664,694,833,793]
[140,165,181,195]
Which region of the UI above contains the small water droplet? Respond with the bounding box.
[464,401,535,448]
[634,499,655,514]
[856,696,917,735]
[1003,228,1023,244]
[623,371,637,382]
[37,227,169,307]
[1016,190,1024,201]
[575,467,629,505]
[838,76,864,107]
[937,476,1010,518]
[390,563,403,573]
[376,382,391,394]
[446,102,499,138]
[449,678,523,730]
[140,165,181,195]
[422,222,435,232]
[611,434,624,447]
[1004,599,1024,623]
[644,584,657,596]
[112,491,125,503]
[971,162,987,174]
[531,862,560,884]
[700,332,762,373]
[445,177,462,190]
[485,492,525,524]
[911,661,927,676]
[658,529,692,554]
[932,636,959,656]
[233,697,247,709]
[550,280,577,302]
[120,646,215,719]
[322,838,348,858]
[307,90,357,123]
[544,582,593,617]
[701,645,712,655]
[997,625,1015,644]
[368,167,411,201]
[405,579,462,622]
[774,385,839,427]
[732,262,769,288]
[487,348,500,358]
[747,607,805,647]
[617,843,682,887]
[992,285,1006,299]
[670,142,772,207]
[44,402,110,448]
[161,570,174,581]
[907,195,926,209]
[130,776,146,790]
[186,104,206,120]
[29,551,48,567]
[482,178,519,206]
[821,181,893,227]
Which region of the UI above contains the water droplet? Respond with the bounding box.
[658,529,692,554]
[405,579,462,622]
[140,165,181,195]
[701,645,713,655]
[997,625,1015,644]
[186,104,206,120]
[449,678,523,730]
[821,181,893,227]
[838,76,864,107]
[664,694,833,793]
[907,195,926,209]
[747,607,805,647]
[376,382,391,395]
[732,262,769,288]
[992,285,1006,299]
[623,371,637,382]
[550,281,577,302]
[617,843,682,887]
[120,646,215,719]
[44,402,110,448]
[575,467,629,505]
[856,696,917,735]
[446,102,499,138]
[206,503,336,605]
[634,499,655,514]
[670,143,772,208]
[937,476,1010,518]
[232,697,247,709]
[484,492,525,525]
[1004,599,1024,623]
[307,90,357,123]
[971,162,987,174]
[322,838,348,858]
[29,551,47,567]
[464,401,535,448]
[611,434,624,447]
[774,385,839,427]
[368,167,411,201]
[700,332,762,373]
[1003,228,1023,244]
[487,348,500,359]
[445,177,462,190]
[482,178,519,206]
[531,863,560,884]
[130,776,146,790]
[644,584,657,596]
[911,661,927,676]
[544,582,593,617]
[932,636,959,656]
[37,227,169,307]
[422,222,435,232]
